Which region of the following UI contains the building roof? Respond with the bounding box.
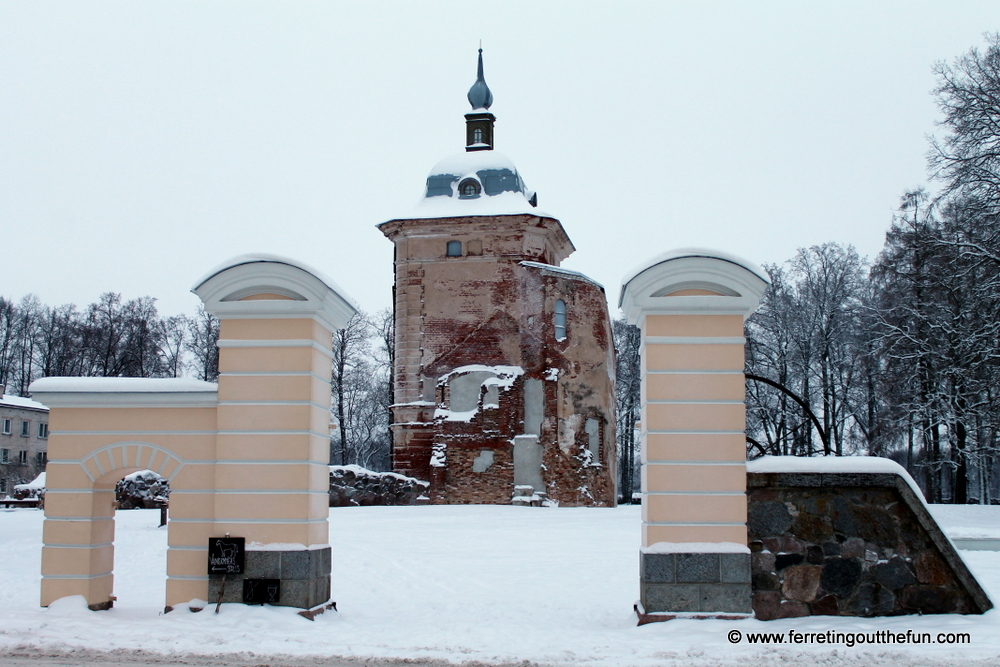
[0,393,48,412]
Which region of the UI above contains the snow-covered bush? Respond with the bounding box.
[13,472,46,502]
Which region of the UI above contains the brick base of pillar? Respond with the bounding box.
[639,550,751,615]
[207,546,331,610]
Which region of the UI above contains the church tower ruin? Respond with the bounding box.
[378,51,617,506]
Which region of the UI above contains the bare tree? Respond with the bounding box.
[612,318,640,503]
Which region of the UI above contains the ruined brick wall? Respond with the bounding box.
[380,213,616,506]
[747,471,992,619]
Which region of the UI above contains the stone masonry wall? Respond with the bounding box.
[747,471,992,619]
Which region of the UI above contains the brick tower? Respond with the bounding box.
[378,51,617,506]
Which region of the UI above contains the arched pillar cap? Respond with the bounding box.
[620,247,770,325]
[193,254,359,332]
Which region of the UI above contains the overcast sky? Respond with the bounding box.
[1,2,997,318]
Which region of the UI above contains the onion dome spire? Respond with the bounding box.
[467,48,493,110]
[465,47,496,152]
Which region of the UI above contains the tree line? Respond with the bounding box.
[0,293,220,395]
[612,34,1000,504]
[0,292,395,470]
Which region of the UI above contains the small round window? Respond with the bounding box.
[458,178,481,198]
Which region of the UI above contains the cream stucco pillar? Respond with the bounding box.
[621,249,768,617]
[192,255,357,611]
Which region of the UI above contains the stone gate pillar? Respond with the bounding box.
[620,249,768,617]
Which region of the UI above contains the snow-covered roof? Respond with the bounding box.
[30,377,217,393]
[29,377,219,409]
[621,247,770,294]
[391,151,547,221]
[192,253,359,311]
[0,393,47,412]
[520,261,604,289]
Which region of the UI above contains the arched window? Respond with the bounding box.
[554,299,567,341]
[473,128,483,143]
[458,178,481,198]
[446,240,462,257]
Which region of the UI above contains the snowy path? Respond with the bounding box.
[1,505,999,666]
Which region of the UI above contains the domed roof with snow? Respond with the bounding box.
[418,150,538,215]
[396,49,541,220]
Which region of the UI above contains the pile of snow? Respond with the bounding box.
[747,455,926,500]
[115,470,169,509]
[328,465,428,507]
[12,472,46,500]
[0,505,998,666]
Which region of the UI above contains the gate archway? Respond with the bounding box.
[32,255,357,612]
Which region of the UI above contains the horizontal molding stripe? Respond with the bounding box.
[44,516,113,522]
[185,459,329,466]
[166,575,210,581]
[645,460,745,466]
[643,521,747,527]
[167,517,328,524]
[46,489,114,494]
[171,489,329,495]
[645,491,746,496]
[216,429,330,437]
[217,400,330,410]
[167,545,209,552]
[646,369,744,375]
[50,431,216,437]
[42,572,112,580]
[645,336,746,345]
[219,371,329,382]
[644,430,745,436]
[217,339,334,359]
[44,542,114,549]
[646,399,744,405]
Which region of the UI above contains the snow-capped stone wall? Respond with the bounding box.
[116,470,170,509]
[747,459,992,618]
[328,465,429,507]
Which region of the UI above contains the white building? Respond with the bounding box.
[0,385,48,497]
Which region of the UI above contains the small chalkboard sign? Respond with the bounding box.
[243,578,280,605]
[207,537,245,574]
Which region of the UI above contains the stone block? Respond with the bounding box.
[641,583,700,613]
[245,550,280,579]
[280,550,313,580]
[915,551,950,586]
[899,584,959,614]
[752,571,780,591]
[281,579,309,609]
[846,581,895,616]
[809,594,839,616]
[872,557,916,591]
[748,501,791,537]
[720,553,751,583]
[781,565,821,602]
[820,558,862,598]
[700,584,752,613]
[774,553,804,570]
[207,575,243,604]
[640,553,675,583]
[676,553,719,583]
[752,591,782,620]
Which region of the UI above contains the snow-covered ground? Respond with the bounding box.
[2,505,1000,666]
